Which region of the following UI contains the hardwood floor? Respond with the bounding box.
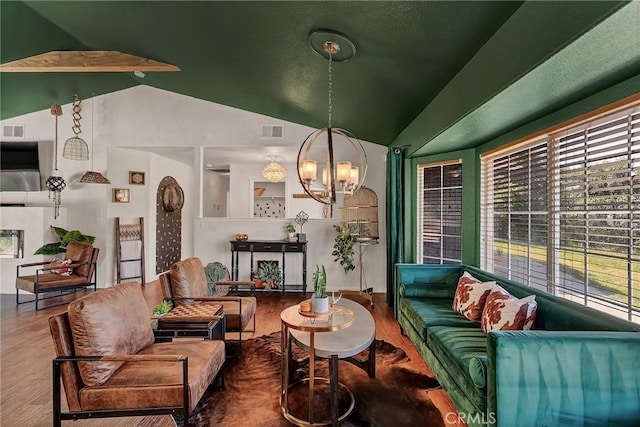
[2,284,463,426]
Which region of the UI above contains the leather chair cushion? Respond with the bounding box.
[170,257,208,303]
[220,297,257,330]
[65,242,94,277]
[68,282,155,386]
[79,340,225,412]
[16,273,88,293]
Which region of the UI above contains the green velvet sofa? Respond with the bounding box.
[395,264,640,427]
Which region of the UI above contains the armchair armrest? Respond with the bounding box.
[52,353,190,422]
[487,331,640,427]
[18,260,51,268]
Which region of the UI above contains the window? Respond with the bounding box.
[481,105,640,322]
[418,161,462,264]
[0,229,24,258]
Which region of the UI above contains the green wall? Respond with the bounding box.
[405,73,640,266]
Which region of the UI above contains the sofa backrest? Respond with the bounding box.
[67,282,155,386]
[166,257,208,305]
[462,265,640,332]
[64,242,96,277]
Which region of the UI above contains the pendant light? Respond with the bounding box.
[45,104,66,218]
[296,30,367,207]
[62,94,89,160]
[79,96,111,184]
[261,155,288,183]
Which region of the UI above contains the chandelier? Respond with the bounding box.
[297,30,367,206]
[262,155,287,183]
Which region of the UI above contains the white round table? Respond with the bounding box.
[280,299,376,426]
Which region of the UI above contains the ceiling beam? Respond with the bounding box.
[0,51,180,72]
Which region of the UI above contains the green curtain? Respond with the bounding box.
[386,147,404,307]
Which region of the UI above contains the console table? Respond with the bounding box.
[230,240,307,295]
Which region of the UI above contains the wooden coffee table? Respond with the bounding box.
[152,303,225,342]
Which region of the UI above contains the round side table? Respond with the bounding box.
[280,303,355,426]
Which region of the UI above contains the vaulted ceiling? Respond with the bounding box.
[1,1,639,157]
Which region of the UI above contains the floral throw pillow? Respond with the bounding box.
[51,258,73,276]
[452,271,496,322]
[481,285,537,333]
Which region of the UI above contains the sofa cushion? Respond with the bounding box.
[427,326,488,411]
[452,272,496,322]
[68,282,155,386]
[481,285,537,333]
[400,297,480,340]
[79,340,225,412]
[170,257,209,303]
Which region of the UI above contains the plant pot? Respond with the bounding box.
[288,232,297,241]
[311,294,329,313]
[254,279,266,289]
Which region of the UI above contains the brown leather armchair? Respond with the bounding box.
[49,282,225,427]
[159,257,257,356]
[16,241,99,310]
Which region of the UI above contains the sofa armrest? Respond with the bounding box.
[487,331,640,427]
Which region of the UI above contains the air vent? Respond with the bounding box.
[3,125,25,138]
[260,124,284,139]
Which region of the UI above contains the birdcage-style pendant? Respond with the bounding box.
[63,94,89,160]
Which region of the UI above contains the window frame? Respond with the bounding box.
[417,160,463,265]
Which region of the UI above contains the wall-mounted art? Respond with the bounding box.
[113,188,130,203]
[129,171,145,185]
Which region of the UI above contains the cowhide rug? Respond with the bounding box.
[180,332,443,426]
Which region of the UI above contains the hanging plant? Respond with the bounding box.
[331,225,358,274]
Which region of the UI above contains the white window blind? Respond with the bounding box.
[481,106,640,323]
[417,161,462,264]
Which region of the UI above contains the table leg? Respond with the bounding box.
[309,331,315,424]
[280,322,290,414]
[330,355,339,427]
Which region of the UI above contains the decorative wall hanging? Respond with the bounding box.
[156,176,183,273]
[45,104,66,219]
[129,171,145,185]
[112,188,130,203]
[162,183,184,212]
[62,94,89,160]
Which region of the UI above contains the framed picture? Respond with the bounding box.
[129,171,145,185]
[113,188,130,203]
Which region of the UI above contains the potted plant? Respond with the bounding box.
[285,222,297,241]
[331,225,358,274]
[152,300,171,317]
[34,226,95,255]
[258,261,282,290]
[311,264,329,313]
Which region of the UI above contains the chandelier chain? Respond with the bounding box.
[328,53,333,128]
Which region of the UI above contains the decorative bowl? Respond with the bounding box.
[254,187,266,197]
[235,233,249,241]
